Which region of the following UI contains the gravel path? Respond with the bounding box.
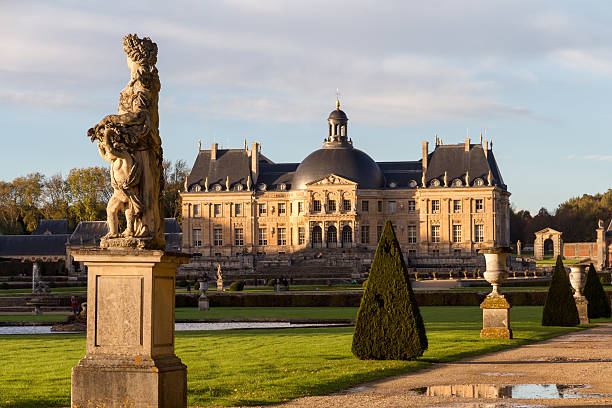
[268,323,612,407]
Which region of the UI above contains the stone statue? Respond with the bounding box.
[517,240,522,256]
[216,264,223,292]
[87,34,165,250]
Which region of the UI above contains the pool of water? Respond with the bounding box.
[0,322,342,335]
[411,383,609,399]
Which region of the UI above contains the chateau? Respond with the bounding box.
[180,101,510,266]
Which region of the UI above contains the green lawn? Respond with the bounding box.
[175,306,358,320]
[0,306,595,408]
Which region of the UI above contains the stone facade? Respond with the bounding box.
[180,102,510,272]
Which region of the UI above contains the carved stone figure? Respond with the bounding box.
[216,264,224,292]
[87,34,165,250]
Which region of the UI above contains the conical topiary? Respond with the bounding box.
[542,256,579,326]
[584,263,611,319]
[352,220,428,360]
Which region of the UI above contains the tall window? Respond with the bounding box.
[258,203,266,216]
[431,200,440,213]
[235,228,244,246]
[408,249,416,257]
[277,227,287,245]
[313,200,321,212]
[193,204,200,216]
[258,228,267,245]
[192,229,201,247]
[431,225,440,243]
[407,225,417,243]
[234,203,241,216]
[474,224,484,242]
[278,203,286,215]
[361,225,370,244]
[328,200,336,212]
[298,227,305,245]
[377,225,383,241]
[298,202,304,213]
[362,200,369,212]
[213,228,223,246]
[453,200,461,213]
[377,200,383,212]
[475,199,484,212]
[407,200,415,212]
[342,226,352,243]
[327,226,337,243]
[343,199,351,211]
[213,204,221,217]
[388,201,396,213]
[312,226,322,243]
[432,249,440,257]
[452,224,462,243]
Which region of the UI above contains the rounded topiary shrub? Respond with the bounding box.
[352,220,428,360]
[267,279,277,287]
[542,256,579,326]
[229,281,245,291]
[584,263,611,319]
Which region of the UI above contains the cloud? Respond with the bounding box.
[553,48,612,76]
[566,154,612,162]
[0,0,609,123]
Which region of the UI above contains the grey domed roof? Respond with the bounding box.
[292,145,385,190]
[328,109,348,120]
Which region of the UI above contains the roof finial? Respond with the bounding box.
[479,132,483,144]
[335,88,341,109]
[198,139,202,150]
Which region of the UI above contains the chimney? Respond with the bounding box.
[483,140,488,158]
[422,141,429,170]
[251,142,259,183]
[464,138,470,152]
[211,143,218,160]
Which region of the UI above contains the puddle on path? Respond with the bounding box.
[411,384,608,399]
[480,372,522,377]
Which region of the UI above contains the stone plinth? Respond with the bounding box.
[575,296,590,325]
[71,249,190,408]
[480,295,512,339]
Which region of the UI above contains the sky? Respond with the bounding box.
[1,0,611,214]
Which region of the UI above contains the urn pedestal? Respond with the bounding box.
[198,276,209,311]
[569,264,589,325]
[479,248,513,339]
[71,249,190,408]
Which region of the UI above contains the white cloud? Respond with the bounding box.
[553,48,612,76]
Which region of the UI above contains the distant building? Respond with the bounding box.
[0,219,71,264]
[0,218,183,277]
[181,102,510,258]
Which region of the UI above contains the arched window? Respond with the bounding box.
[327,226,337,243]
[342,226,352,243]
[312,226,322,244]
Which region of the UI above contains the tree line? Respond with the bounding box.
[510,189,612,245]
[0,160,189,235]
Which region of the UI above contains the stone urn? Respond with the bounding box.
[479,247,511,296]
[569,264,587,298]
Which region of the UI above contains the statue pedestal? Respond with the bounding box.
[71,249,190,408]
[575,296,590,325]
[480,295,513,339]
[198,294,209,311]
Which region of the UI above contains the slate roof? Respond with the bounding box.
[68,221,109,246]
[0,234,70,256]
[33,219,71,235]
[424,144,507,190]
[379,161,422,189]
[164,218,182,234]
[186,142,507,192]
[187,149,252,191]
